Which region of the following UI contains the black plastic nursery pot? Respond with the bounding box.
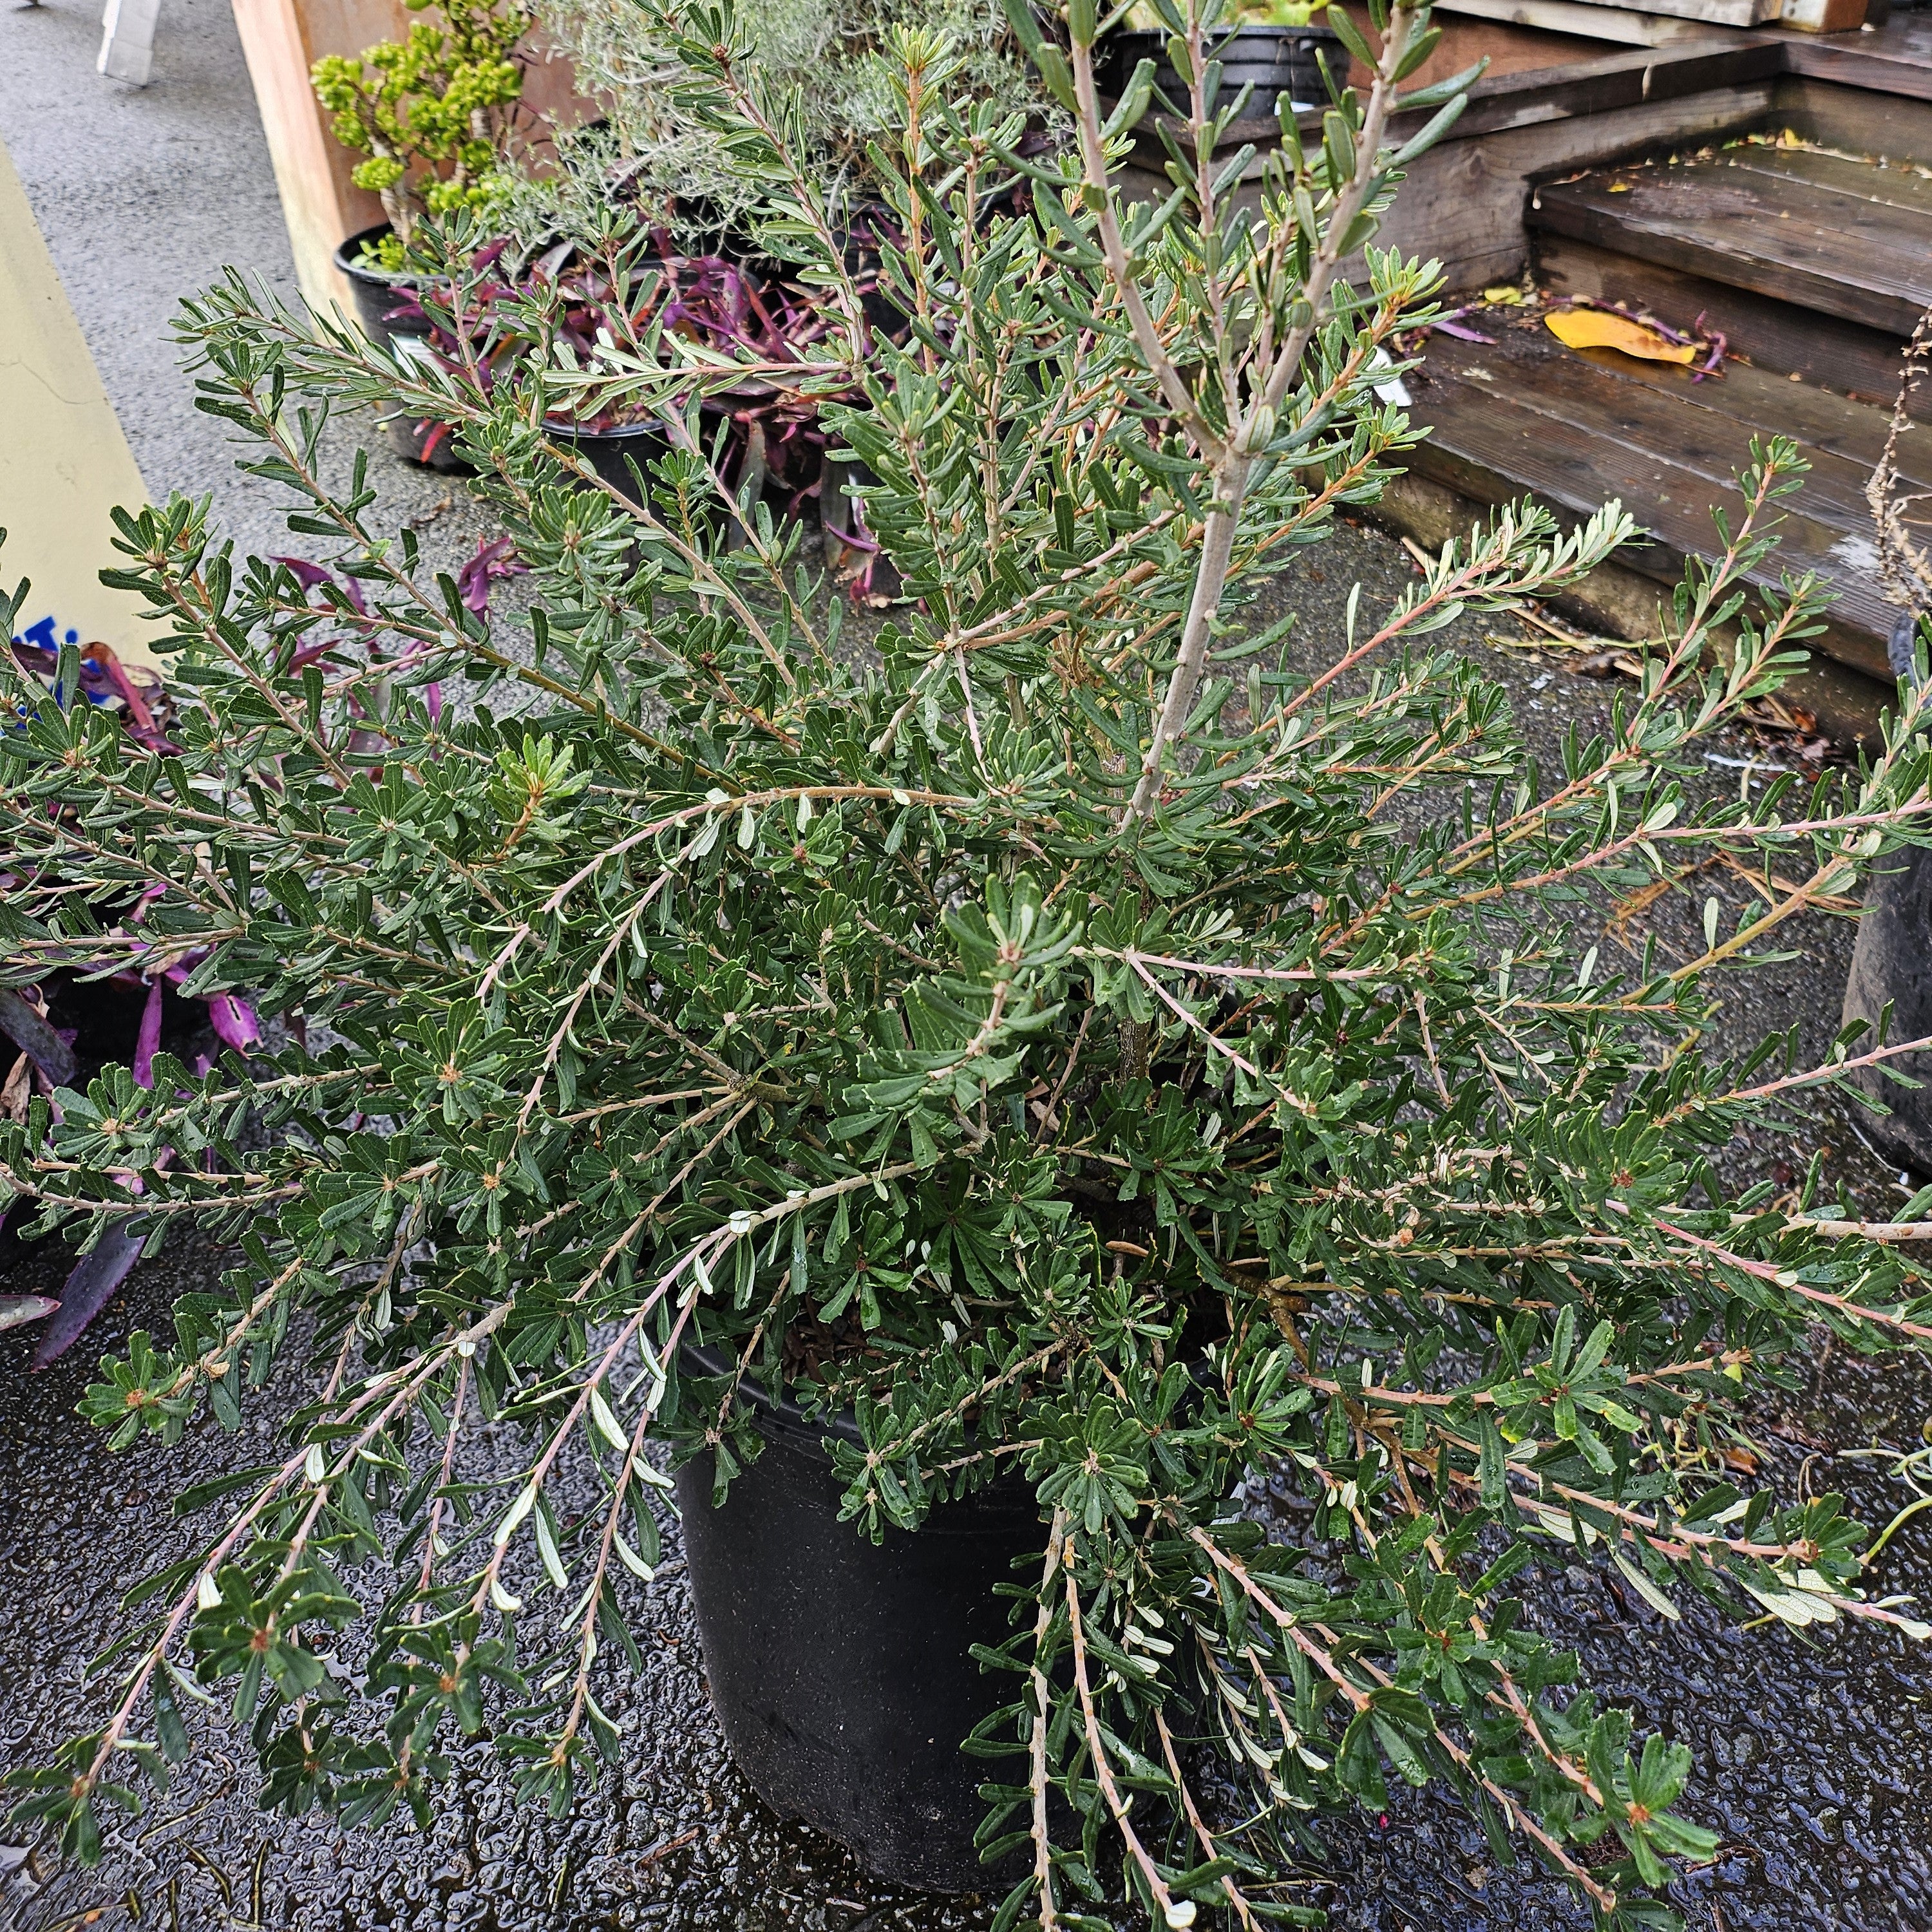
[1841,611,1932,1175]
[1842,846,1932,1174]
[1104,23,1343,117]
[542,416,762,558]
[332,224,474,475]
[820,452,902,601]
[673,1343,1043,1892]
[542,418,674,498]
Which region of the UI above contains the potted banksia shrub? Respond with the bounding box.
[8,1,1932,1924]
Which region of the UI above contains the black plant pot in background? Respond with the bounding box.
[1841,844,1932,1175]
[545,419,673,499]
[333,224,475,475]
[1841,612,1932,1175]
[547,414,772,556]
[820,453,902,601]
[1104,23,1343,118]
[335,226,656,485]
[674,1345,1042,1891]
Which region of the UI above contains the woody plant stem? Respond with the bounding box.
[1065,0,1429,824]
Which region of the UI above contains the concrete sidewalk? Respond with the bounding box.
[0,0,469,571]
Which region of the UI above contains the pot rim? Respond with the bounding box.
[541,415,677,443]
[678,1338,1045,1528]
[1108,20,1341,43]
[682,1336,871,1451]
[333,222,422,289]
[681,1334,1219,1461]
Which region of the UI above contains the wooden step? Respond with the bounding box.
[1533,234,1932,422]
[1773,16,1932,106]
[1781,65,1932,165]
[1528,149,1932,337]
[1714,142,1932,223]
[1403,317,1930,680]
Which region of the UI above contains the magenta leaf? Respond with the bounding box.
[456,535,527,614]
[80,641,158,736]
[31,1221,146,1367]
[1430,319,1497,344]
[133,977,164,1088]
[270,554,334,592]
[207,993,261,1053]
[270,556,370,617]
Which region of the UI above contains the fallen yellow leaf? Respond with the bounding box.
[1481,284,1524,305]
[1544,309,1698,364]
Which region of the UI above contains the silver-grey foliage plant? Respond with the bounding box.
[518,0,1054,235]
[8,3,1932,1927]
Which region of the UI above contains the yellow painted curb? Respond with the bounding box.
[0,137,160,673]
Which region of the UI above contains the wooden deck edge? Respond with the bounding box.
[1128,20,1932,175]
[1128,37,1778,167]
[1770,28,1932,103]
[1373,470,1895,746]
[1433,0,1741,50]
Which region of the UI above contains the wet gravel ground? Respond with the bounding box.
[6,516,1932,1932]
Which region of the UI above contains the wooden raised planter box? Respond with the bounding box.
[231,0,591,316]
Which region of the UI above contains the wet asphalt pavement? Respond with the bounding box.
[8,518,1932,1932]
[0,1225,1007,1932]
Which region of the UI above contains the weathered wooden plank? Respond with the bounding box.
[1404,330,1914,674]
[1774,72,1932,152]
[1532,158,1932,334]
[1427,322,1932,524]
[1126,72,1777,298]
[1332,6,1626,89]
[1432,0,1738,49]
[1374,81,1774,292]
[1409,430,1895,679]
[1718,142,1932,220]
[1126,41,1777,163]
[1457,0,1774,25]
[1421,40,1776,140]
[1533,234,1930,419]
[1771,17,1932,102]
